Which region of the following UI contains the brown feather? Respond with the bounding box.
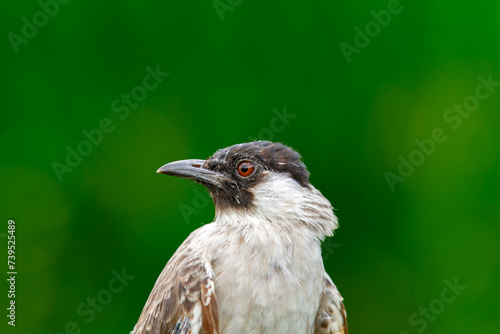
[314,273,347,334]
[132,239,219,334]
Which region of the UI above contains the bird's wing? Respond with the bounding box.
[314,272,348,334]
[132,249,219,334]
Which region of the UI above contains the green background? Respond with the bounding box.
[1,0,499,333]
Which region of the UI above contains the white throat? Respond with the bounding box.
[214,172,338,241]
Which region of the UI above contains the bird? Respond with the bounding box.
[132,141,347,334]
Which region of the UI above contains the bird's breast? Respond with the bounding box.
[209,226,325,334]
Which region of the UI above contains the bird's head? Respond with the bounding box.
[157,141,337,236]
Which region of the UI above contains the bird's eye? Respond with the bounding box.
[237,161,255,178]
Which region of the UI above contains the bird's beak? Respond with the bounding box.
[157,159,228,188]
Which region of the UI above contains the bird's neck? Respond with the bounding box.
[214,183,338,241]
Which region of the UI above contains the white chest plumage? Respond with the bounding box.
[216,246,323,333]
[197,216,326,333]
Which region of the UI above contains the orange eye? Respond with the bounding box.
[237,161,255,178]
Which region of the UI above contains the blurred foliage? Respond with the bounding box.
[1,0,500,333]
